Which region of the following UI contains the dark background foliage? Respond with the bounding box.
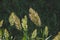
[0,0,60,40]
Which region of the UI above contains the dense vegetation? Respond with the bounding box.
[0,0,60,40]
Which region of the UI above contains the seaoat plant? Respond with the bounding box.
[43,26,50,40]
[9,12,22,30]
[0,8,58,40]
[44,26,48,38]
[31,29,37,40]
[4,29,9,40]
[22,15,28,31]
[0,11,51,40]
[29,8,51,40]
[22,15,28,40]
[29,8,41,26]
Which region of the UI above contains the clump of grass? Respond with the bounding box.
[0,8,59,40]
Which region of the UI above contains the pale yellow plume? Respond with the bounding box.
[9,12,21,30]
[29,8,41,26]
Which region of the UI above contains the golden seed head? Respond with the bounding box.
[29,8,41,26]
[4,29,9,37]
[44,26,48,37]
[31,29,37,39]
[9,12,21,30]
[22,15,27,31]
